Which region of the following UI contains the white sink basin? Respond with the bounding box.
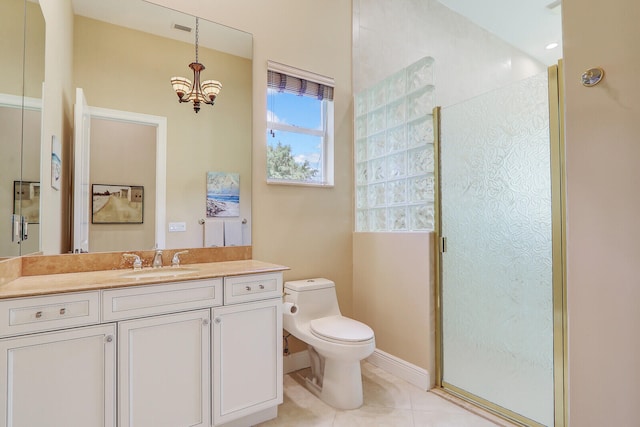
[119,267,199,279]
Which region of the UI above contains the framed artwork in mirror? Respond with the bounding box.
[13,181,40,224]
[92,184,144,224]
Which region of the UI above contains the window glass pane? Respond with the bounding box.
[267,129,323,183]
[268,90,322,130]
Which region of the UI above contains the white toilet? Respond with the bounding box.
[283,278,375,410]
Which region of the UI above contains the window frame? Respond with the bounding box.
[266,61,335,187]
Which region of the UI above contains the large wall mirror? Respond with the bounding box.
[1,0,253,257]
[0,0,45,258]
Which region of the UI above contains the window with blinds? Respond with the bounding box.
[266,61,334,186]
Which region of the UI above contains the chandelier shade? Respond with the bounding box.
[170,18,222,113]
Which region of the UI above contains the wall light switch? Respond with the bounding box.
[168,222,186,232]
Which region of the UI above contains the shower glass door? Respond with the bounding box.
[439,71,554,426]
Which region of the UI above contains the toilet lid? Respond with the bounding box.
[310,316,374,343]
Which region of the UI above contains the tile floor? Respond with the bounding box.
[256,362,504,427]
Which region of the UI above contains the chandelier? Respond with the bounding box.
[170,17,222,113]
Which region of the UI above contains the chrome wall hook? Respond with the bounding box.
[581,67,605,87]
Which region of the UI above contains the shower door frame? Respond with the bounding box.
[433,63,567,427]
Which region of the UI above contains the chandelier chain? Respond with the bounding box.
[195,17,199,63]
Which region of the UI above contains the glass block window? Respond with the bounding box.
[355,57,435,232]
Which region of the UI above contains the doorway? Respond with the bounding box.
[435,65,565,427]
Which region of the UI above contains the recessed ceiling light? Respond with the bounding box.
[545,42,559,50]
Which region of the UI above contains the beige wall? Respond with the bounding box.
[40,0,74,255]
[563,0,640,424]
[150,0,355,312]
[89,119,156,252]
[353,233,434,375]
[0,0,45,98]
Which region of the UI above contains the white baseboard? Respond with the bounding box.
[283,348,431,391]
[283,350,310,374]
[366,348,431,390]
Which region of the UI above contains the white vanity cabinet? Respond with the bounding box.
[213,273,283,426]
[117,309,211,427]
[0,293,115,427]
[0,265,285,427]
[102,278,222,427]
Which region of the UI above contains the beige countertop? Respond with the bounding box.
[0,259,289,300]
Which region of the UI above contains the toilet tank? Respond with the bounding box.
[284,278,341,319]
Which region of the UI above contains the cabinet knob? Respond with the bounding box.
[59,308,66,315]
[259,284,265,289]
[105,335,114,343]
[35,311,42,319]
[203,318,210,326]
[214,317,222,324]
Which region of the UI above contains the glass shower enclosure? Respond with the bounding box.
[436,68,563,427]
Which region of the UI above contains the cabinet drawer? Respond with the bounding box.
[0,292,100,337]
[102,278,222,321]
[224,272,282,305]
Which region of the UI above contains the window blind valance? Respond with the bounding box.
[267,61,334,101]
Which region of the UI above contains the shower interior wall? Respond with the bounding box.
[352,0,547,376]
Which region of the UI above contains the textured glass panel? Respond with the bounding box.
[387,69,407,101]
[406,56,434,93]
[368,81,386,110]
[370,158,386,182]
[409,204,433,230]
[386,179,406,205]
[440,72,553,426]
[386,98,406,128]
[356,138,367,162]
[389,207,407,230]
[367,107,386,136]
[368,183,386,207]
[356,209,368,232]
[355,93,368,116]
[408,174,433,202]
[354,56,435,233]
[407,146,434,175]
[356,162,368,185]
[355,115,367,139]
[406,86,435,121]
[387,125,406,153]
[356,185,368,209]
[367,133,386,159]
[387,153,406,179]
[369,208,386,231]
[407,116,434,147]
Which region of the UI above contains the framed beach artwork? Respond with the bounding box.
[206,172,240,217]
[92,184,144,224]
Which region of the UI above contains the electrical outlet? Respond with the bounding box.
[168,222,186,232]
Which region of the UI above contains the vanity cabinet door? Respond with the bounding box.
[212,298,283,425]
[0,323,116,427]
[118,309,211,427]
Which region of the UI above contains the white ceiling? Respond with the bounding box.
[70,0,252,59]
[437,0,563,65]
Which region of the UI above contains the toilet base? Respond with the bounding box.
[304,357,364,410]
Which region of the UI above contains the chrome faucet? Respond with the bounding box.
[152,249,163,268]
[171,250,189,267]
[123,253,142,270]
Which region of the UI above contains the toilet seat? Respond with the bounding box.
[310,316,374,343]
